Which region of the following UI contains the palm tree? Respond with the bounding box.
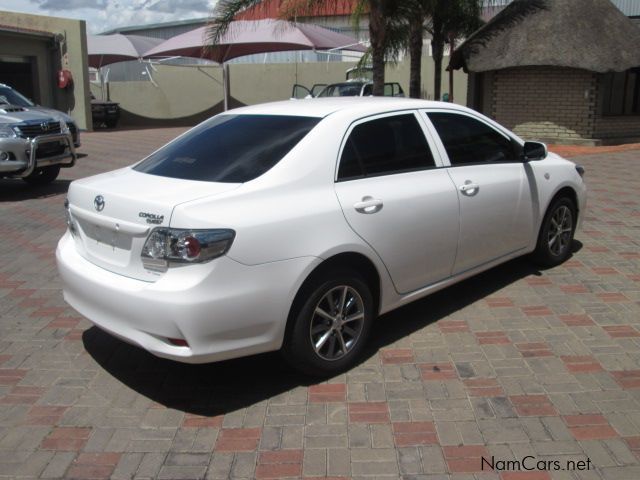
[444,1,485,102]
[209,0,402,96]
[425,0,490,101]
[383,0,486,100]
[430,0,545,101]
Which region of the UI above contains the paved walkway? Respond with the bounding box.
[0,128,639,479]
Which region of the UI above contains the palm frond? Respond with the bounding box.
[207,0,264,46]
[355,50,372,72]
[351,0,371,32]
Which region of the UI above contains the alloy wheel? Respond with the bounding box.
[309,285,365,361]
[547,205,573,257]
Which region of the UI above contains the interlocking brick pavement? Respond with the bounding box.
[1,129,639,478]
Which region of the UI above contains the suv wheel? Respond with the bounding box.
[533,196,576,267]
[283,269,374,376]
[22,165,60,186]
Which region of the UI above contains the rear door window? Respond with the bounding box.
[337,113,436,180]
[134,114,319,183]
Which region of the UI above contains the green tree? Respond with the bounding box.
[425,0,543,101]
[422,0,486,100]
[366,0,486,100]
[444,1,485,102]
[209,0,402,96]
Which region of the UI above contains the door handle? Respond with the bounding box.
[459,181,480,196]
[354,196,383,214]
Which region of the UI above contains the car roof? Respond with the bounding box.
[227,97,471,118]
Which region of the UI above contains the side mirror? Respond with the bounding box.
[523,141,547,162]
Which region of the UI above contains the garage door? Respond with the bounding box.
[0,55,37,102]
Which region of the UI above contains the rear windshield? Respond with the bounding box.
[134,114,320,183]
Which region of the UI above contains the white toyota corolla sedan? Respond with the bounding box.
[57,98,586,375]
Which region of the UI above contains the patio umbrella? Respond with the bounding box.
[144,19,366,109]
[87,34,164,68]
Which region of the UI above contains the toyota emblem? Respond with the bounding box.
[40,122,50,132]
[94,195,105,212]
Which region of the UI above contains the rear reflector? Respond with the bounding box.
[168,337,189,347]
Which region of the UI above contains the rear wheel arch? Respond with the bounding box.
[284,252,381,339]
[282,252,380,375]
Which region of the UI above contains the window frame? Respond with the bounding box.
[599,69,640,116]
[420,108,524,168]
[334,110,446,183]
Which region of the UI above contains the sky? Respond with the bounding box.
[0,0,218,33]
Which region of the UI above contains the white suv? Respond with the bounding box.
[57,98,586,375]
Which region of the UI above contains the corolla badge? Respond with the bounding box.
[139,212,164,224]
[94,195,105,212]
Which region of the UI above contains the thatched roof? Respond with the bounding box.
[450,0,640,73]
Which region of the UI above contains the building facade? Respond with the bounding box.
[0,11,92,130]
[453,0,640,145]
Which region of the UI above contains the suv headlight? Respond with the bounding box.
[59,118,70,134]
[0,126,17,138]
[141,228,235,272]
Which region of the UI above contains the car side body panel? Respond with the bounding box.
[56,98,587,364]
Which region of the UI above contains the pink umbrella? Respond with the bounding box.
[87,34,164,68]
[144,19,366,109]
[144,19,365,63]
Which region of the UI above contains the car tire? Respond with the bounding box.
[533,196,576,267]
[283,269,374,376]
[22,165,60,186]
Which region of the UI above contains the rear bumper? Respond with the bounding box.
[56,231,320,363]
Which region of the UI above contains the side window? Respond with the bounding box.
[338,114,436,180]
[428,112,519,165]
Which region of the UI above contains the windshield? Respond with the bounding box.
[0,86,35,107]
[317,83,364,97]
[134,114,320,183]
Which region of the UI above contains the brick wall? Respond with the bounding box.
[593,115,640,142]
[492,67,597,142]
[593,116,640,141]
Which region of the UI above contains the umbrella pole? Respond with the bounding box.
[222,62,230,111]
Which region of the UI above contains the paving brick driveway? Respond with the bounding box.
[0,128,639,479]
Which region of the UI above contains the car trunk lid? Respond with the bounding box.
[67,168,240,281]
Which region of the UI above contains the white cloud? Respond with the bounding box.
[1,0,217,33]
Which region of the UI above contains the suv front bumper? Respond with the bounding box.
[0,132,76,177]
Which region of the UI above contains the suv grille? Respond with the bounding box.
[33,142,66,159]
[16,121,61,138]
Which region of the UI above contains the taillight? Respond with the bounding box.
[167,337,189,347]
[141,228,235,272]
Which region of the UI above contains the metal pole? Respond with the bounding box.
[223,62,230,111]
